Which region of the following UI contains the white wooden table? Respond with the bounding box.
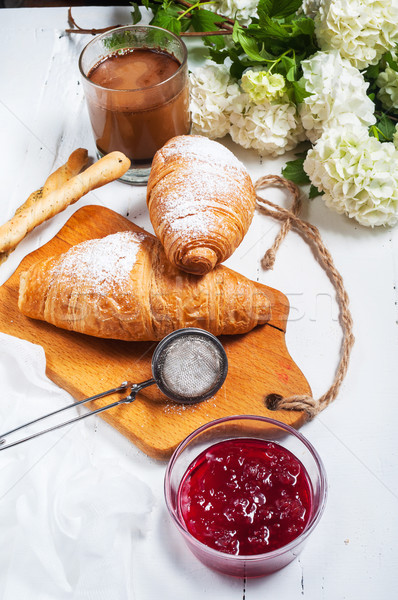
[0,6,397,599]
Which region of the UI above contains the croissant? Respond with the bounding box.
[18,225,271,341]
[146,135,256,275]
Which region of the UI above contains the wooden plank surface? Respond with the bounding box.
[0,205,310,458]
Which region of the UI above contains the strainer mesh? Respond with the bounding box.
[158,335,223,399]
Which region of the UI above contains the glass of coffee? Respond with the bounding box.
[79,25,190,185]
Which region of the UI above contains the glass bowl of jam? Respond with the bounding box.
[164,415,327,577]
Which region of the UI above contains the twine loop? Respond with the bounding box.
[254,175,355,420]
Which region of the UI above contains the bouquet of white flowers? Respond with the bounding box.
[139,0,398,227]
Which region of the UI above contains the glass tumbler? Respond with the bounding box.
[79,25,190,184]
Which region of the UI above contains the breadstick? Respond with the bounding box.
[42,148,89,196]
[0,151,130,256]
[11,148,89,221]
[0,149,88,264]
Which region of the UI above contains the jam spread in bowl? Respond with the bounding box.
[165,415,327,577]
[178,438,313,556]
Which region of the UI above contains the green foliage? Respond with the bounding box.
[232,23,269,62]
[364,48,398,142]
[384,49,398,71]
[254,8,317,54]
[259,0,303,19]
[210,7,317,101]
[192,8,227,48]
[370,114,397,142]
[282,155,323,198]
[130,2,141,24]
[282,156,311,185]
[134,0,318,105]
[152,4,186,35]
[190,7,225,31]
[137,1,225,37]
[289,80,311,104]
[309,184,322,199]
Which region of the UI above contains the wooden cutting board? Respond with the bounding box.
[0,205,310,459]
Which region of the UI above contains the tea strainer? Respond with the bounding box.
[0,328,228,451]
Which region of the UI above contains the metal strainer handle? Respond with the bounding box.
[0,378,154,451]
[0,328,228,451]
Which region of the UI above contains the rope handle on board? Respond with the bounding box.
[254,175,355,420]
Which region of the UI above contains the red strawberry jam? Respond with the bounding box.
[178,439,313,556]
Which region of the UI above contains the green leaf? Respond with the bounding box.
[208,46,231,64]
[385,50,398,71]
[151,8,182,35]
[285,65,295,81]
[130,3,142,25]
[259,0,303,19]
[257,0,271,20]
[203,31,227,51]
[365,63,380,81]
[230,58,253,80]
[371,113,397,142]
[290,16,315,37]
[191,8,225,32]
[280,55,297,81]
[257,13,289,37]
[290,80,311,103]
[282,157,323,197]
[204,34,226,51]
[282,157,311,185]
[309,184,323,199]
[233,23,266,62]
[232,21,241,44]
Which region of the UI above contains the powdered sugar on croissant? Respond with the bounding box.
[147,135,256,275]
[18,227,271,341]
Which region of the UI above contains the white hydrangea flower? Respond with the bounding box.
[304,127,398,227]
[229,94,306,157]
[315,0,398,70]
[301,0,321,18]
[241,70,287,104]
[189,64,240,139]
[299,50,376,143]
[209,0,258,25]
[376,66,398,110]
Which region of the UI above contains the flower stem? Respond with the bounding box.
[177,0,236,25]
[65,5,235,38]
[268,49,293,73]
[177,1,215,20]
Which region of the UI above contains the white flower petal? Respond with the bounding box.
[230,98,305,157]
[208,0,258,25]
[304,126,398,227]
[377,66,398,110]
[299,50,375,142]
[302,0,322,18]
[315,0,398,70]
[189,64,240,139]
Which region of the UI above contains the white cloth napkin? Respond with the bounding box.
[0,333,154,599]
